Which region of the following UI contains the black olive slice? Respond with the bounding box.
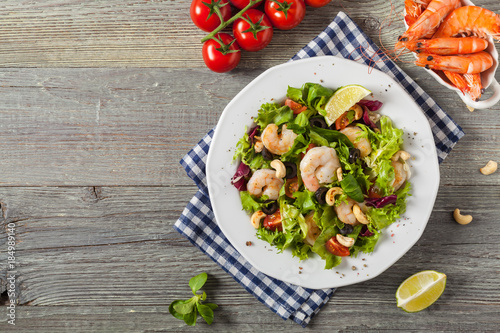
[283,162,297,179]
[262,200,278,215]
[314,187,329,205]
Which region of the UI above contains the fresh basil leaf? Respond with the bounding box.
[183,309,197,326]
[340,174,364,202]
[173,297,196,315]
[197,303,215,325]
[189,272,208,294]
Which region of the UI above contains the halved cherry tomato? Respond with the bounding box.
[263,211,282,232]
[367,184,383,199]
[325,237,350,256]
[285,98,307,114]
[285,177,299,198]
[335,111,351,130]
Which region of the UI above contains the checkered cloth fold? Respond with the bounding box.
[174,12,464,327]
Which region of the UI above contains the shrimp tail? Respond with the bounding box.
[398,37,489,55]
[415,52,494,74]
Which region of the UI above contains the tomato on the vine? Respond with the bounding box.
[229,0,262,9]
[325,237,350,256]
[190,0,232,32]
[202,33,241,73]
[304,0,331,8]
[233,9,273,52]
[264,0,306,30]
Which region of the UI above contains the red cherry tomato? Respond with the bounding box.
[284,177,299,198]
[190,0,232,32]
[202,33,241,73]
[264,0,306,30]
[263,211,282,232]
[368,184,383,199]
[233,9,273,52]
[229,0,262,9]
[304,0,331,7]
[335,111,351,130]
[285,98,307,114]
[325,237,350,256]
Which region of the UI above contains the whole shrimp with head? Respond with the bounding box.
[300,146,341,192]
[261,124,298,155]
[247,169,284,201]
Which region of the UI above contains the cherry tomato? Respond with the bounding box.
[264,0,306,30]
[285,98,307,114]
[368,184,383,199]
[202,33,241,73]
[325,237,350,256]
[190,0,232,32]
[285,177,299,198]
[335,111,351,130]
[304,0,331,7]
[229,0,262,9]
[233,9,273,52]
[263,211,283,232]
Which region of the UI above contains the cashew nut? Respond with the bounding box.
[453,208,472,225]
[336,167,343,181]
[254,139,264,153]
[325,187,343,206]
[391,150,411,162]
[270,159,286,178]
[336,233,355,247]
[250,210,266,229]
[480,160,497,175]
[349,104,364,120]
[353,204,369,225]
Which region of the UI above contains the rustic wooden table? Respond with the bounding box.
[1,0,499,332]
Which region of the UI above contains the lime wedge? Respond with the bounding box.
[396,270,447,313]
[324,84,371,125]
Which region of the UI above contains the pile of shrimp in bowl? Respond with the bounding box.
[397,0,500,105]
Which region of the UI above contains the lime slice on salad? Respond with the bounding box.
[324,84,371,125]
[396,270,447,313]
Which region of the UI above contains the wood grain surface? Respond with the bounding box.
[1,0,499,332]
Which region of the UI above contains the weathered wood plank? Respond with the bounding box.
[0,67,499,187]
[0,186,497,317]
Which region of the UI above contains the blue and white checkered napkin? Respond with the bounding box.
[174,12,464,327]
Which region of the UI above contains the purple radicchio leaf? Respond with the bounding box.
[248,126,260,144]
[362,106,378,129]
[358,99,383,111]
[360,225,374,237]
[231,162,251,191]
[365,194,398,208]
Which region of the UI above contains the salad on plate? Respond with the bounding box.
[231,82,412,269]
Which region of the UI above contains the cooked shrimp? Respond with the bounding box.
[304,211,320,246]
[247,169,284,200]
[397,0,461,47]
[415,52,494,74]
[405,0,432,27]
[340,126,372,158]
[433,6,500,41]
[391,160,410,191]
[300,146,340,192]
[398,37,489,55]
[261,124,298,155]
[443,71,483,101]
[334,198,359,226]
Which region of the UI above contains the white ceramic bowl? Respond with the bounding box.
[206,56,440,289]
[404,0,500,109]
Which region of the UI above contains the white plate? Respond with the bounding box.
[206,56,440,289]
[404,0,500,109]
